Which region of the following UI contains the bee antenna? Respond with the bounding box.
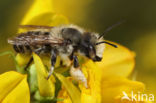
[95,41,118,48]
[98,20,126,39]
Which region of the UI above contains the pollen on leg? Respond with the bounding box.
[70,66,88,88]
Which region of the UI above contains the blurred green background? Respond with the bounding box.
[0,0,155,97]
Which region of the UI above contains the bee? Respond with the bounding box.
[8,24,118,88]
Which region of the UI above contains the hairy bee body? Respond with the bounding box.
[8,24,112,87]
[8,24,105,61]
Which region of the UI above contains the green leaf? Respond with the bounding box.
[28,64,38,93]
[34,90,64,103]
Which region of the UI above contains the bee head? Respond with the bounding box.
[79,32,117,62]
[79,32,102,61]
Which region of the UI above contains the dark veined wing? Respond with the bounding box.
[8,31,64,46]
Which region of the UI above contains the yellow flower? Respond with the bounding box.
[21,0,54,25]
[15,0,81,102]
[33,53,55,97]
[0,71,30,103]
[15,53,81,102]
[20,0,68,26]
[96,41,135,77]
[101,76,145,103]
[57,42,146,103]
[15,0,68,98]
[2,0,148,103]
[16,53,31,67]
[0,0,69,102]
[57,86,72,103]
[79,60,102,103]
[55,74,81,103]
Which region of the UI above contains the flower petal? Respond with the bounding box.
[80,60,102,103]
[21,0,53,25]
[55,73,81,103]
[96,41,135,77]
[16,53,31,67]
[24,13,68,26]
[0,71,30,103]
[101,76,145,103]
[57,78,73,103]
[20,0,68,26]
[33,53,55,97]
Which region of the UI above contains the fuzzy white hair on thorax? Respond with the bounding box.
[50,24,84,38]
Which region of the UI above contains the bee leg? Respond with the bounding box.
[47,49,57,80]
[13,45,20,52]
[18,45,25,53]
[34,48,44,54]
[60,60,63,66]
[24,57,33,70]
[70,55,88,88]
[73,55,79,68]
[59,60,66,67]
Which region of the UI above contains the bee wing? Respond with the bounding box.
[8,33,64,46]
[19,25,54,30]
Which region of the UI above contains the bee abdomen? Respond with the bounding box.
[13,45,20,52]
[13,45,32,53]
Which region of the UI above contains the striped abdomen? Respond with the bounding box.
[13,44,32,53]
[8,30,63,54]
